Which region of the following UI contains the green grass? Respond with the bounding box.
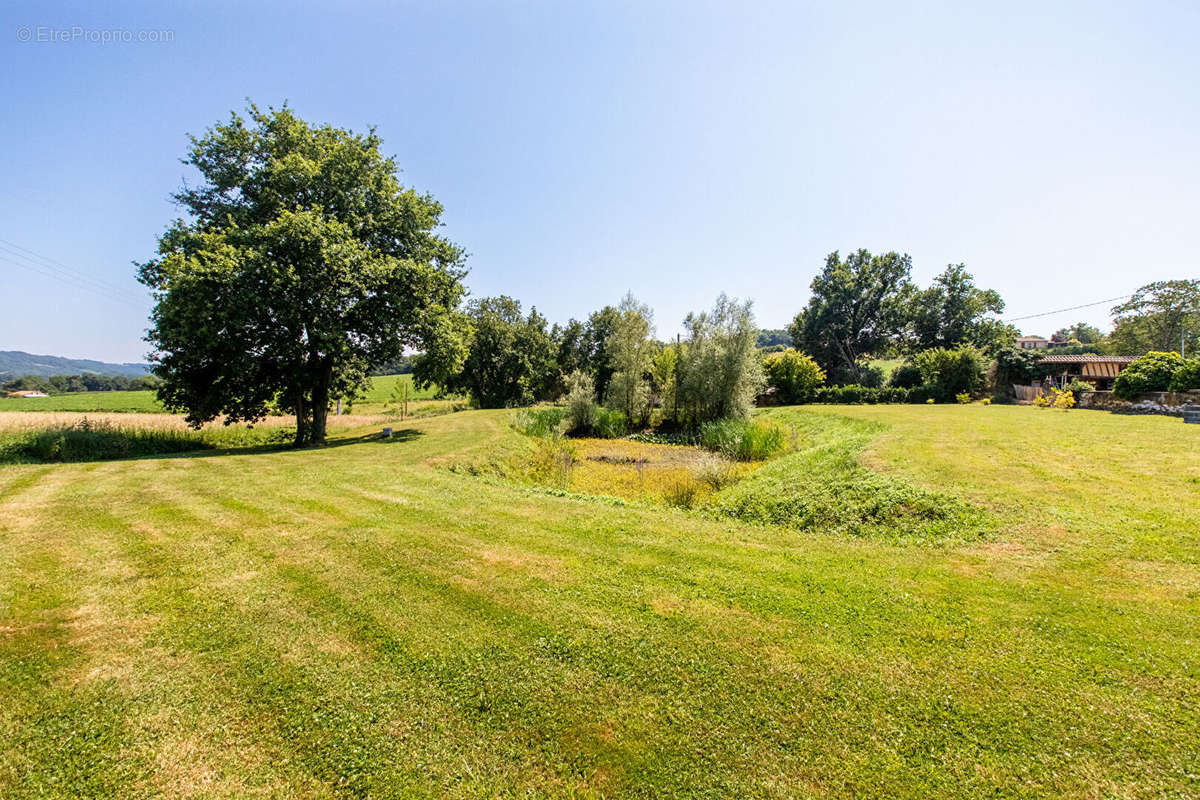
[867,357,905,381]
[699,417,789,461]
[1,405,1198,797]
[713,409,987,542]
[0,374,441,416]
[0,419,294,463]
[0,390,166,413]
[355,373,441,406]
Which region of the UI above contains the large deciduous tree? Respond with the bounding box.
[904,263,1013,354]
[584,305,621,400]
[788,249,913,382]
[138,104,467,445]
[1108,280,1200,355]
[1052,321,1104,345]
[446,296,558,408]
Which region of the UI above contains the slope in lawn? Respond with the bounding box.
[713,409,989,543]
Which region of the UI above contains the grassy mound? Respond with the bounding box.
[711,410,989,543]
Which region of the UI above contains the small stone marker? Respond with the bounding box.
[382,427,393,437]
[1184,405,1200,425]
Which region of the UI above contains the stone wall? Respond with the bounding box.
[1076,390,1200,417]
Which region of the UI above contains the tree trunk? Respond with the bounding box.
[294,392,308,447]
[310,366,331,445]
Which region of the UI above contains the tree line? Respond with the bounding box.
[435,292,764,431]
[136,105,1199,444]
[2,374,161,395]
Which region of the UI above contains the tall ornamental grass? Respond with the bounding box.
[699,418,787,461]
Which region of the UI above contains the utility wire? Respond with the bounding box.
[0,254,145,309]
[1003,294,1131,323]
[0,238,147,308]
[0,238,138,299]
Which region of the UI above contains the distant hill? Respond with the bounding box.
[0,351,150,379]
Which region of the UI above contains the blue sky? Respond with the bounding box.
[2,0,1197,362]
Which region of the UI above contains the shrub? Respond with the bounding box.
[690,454,739,490]
[563,370,599,433]
[1052,388,1077,410]
[1033,392,1051,408]
[1114,351,1185,399]
[592,408,628,439]
[1065,379,1095,395]
[856,365,886,389]
[907,384,938,404]
[511,407,569,438]
[925,398,935,405]
[1168,359,1200,392]
[955,392,971,404]
[837,385,864,404]
[699,418,787,461]
[813,385,913,404]
[993,347,1043,390]
[763,349,825,404]
[913,346,985,402]
[888,363,923,389]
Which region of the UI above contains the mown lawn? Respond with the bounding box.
[0,405,1197,798]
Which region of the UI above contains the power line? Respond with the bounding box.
[0,238,137,298]
[0,253,145,309]
[1004,294,1131,323]
[0,238,147,309]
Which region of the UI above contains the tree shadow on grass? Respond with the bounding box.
[145,428,426,461]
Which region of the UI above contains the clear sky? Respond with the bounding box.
[2,0,1198,362]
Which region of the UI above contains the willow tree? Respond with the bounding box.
[137,104,467,445]
[677,294,765,424]
[604,293,654,424]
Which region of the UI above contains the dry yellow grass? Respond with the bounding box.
[566,437,757,505]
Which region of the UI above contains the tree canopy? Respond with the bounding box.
[445,296,557,408]
[604,293,654,424]
[788,249,913,382]
[678,294,765,423]
[1108,280,1200,355]
[138,104,467,444]
[903,264,1013,354]
[1052,321,1104,345]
